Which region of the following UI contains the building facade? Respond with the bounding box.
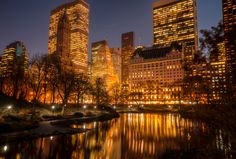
[56,12,71,59]
[0,41,28,77]
[121,32,135,84]
[110,48,121,82]
[91,40,119,91]
[153,0,198,51]
[129,44,184,104]
[184,42,228,104]
[222,0,236,99]
[48,0,89,74]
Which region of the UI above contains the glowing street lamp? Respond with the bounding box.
[51,105,55,115]
[3,145,8,152]
[83,105,87,109]
[7,105,12,110]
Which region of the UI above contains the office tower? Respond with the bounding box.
[153,0,198,50]
[222,0,236,98]
[129,44,184,104]
[56,12,71,59]
[110,48,121,82]
[0,41,28,77]
[48,0,89,74]
[121,32,135,84]
[91,40,119,90]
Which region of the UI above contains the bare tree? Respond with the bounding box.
[74,73,91,105]
[110,83,121,106]
[47,55,61,104]
[120,84,130,105]
[92,77,109,105]
[41,55,52,104]
[28,54,45,113]
[56,67,76,106]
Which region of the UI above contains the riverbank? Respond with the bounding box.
[117,104,236,133]
[0,112,119,144]
[117,105,179,114]
[179,104,236,133]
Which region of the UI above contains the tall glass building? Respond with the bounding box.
[153,0,198,51]
[91,40,119,91]
[48,0,89,74]
[121,32,135,84]
[222,0,236,98]
[0,41,28,77]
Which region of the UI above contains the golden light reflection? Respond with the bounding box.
[0,114,233,158]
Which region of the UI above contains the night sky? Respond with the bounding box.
[0,0,222,57]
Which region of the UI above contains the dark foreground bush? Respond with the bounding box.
[73,112,84,117]
[160,148,224,159]
[0,121,39,133]
[2,115,27,122]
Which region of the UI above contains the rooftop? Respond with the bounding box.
[153,0,178,9]
[133,42,182,59]
[51,0,89,15]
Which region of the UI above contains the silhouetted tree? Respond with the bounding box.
[28,54,45,114]
[110,83,121,105]
[74,73,91,105]
[120,84,130,105]
[92,77,108,105]
[56,68,76,106]
[199,21,224,60]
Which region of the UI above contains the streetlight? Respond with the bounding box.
[6,105,13,115]
[3,145,8,152]
[83,105,87,109]
[51,105,55,116]
[7,105,12,110]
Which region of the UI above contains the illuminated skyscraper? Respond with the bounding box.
[110,48,121,82]
[121,32,135,84]
[48,0,89,74]
[153,0,198,50]
[91,40,119,90]
[0,41,28,77]
[222,0,236,98]
[56,11,71,59]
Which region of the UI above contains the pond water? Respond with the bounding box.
[0,113,234,159]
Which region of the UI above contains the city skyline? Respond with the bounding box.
[0,0,222,56]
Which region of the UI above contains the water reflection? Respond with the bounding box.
[0,113,234,159]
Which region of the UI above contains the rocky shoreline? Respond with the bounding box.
[0,112,119,144]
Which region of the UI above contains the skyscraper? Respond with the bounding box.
[121,32,135,84]
[91,40,119,90]
[48,0,89,74]
[222,0,236,98]
[153,0,198,50]
[110,48,121,82]
[56,11,71,59]
[0,41,28,77]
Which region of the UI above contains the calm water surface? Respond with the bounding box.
[0,113,234,159]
